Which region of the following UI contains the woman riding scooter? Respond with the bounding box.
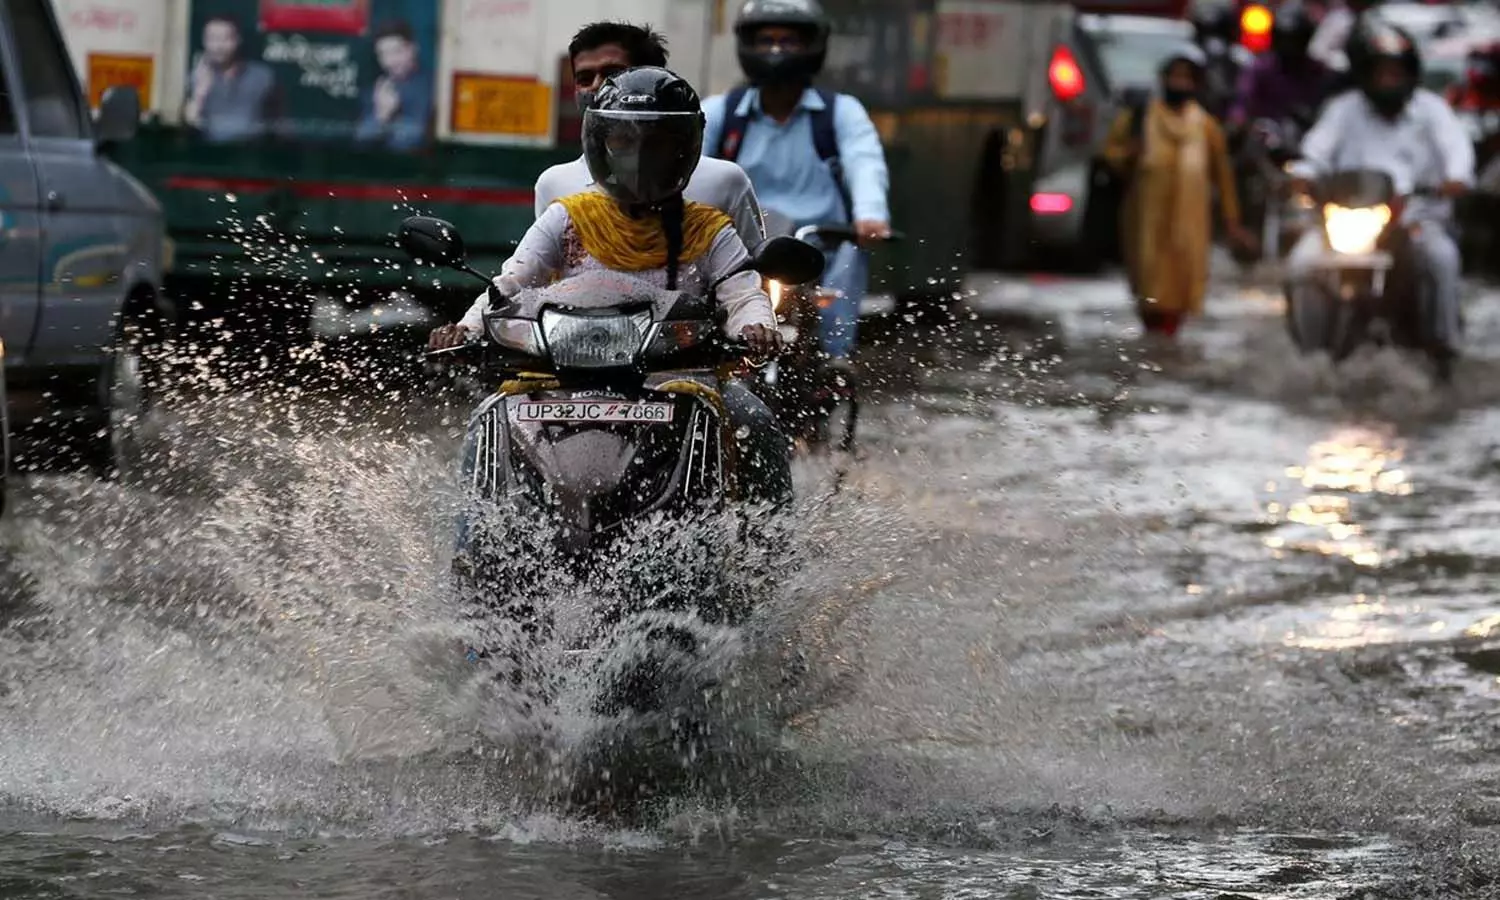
[428,67,794,502]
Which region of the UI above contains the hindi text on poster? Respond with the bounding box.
[450,73,551,138]
[87,52,153,110]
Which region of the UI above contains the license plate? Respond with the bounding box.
[1311,251,1392,270]
[514,400,675,423]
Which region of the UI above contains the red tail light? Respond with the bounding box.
[1030,193,1074,214]
[1240,4,1273,53]
[1048,45,1086,103]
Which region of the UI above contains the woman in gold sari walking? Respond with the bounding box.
[1103,45,1255,339]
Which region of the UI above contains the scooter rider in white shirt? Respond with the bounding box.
[1285,19,1473,378]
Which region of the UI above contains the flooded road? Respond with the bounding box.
[2,255,1499,898]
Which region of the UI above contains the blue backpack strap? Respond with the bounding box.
[714,85,752,161]
[811,87,853,222]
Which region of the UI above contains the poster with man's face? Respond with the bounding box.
[185,0,438,151]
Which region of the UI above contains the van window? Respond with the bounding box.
[6,0,86,139]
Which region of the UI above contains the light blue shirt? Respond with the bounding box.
[702,87,890,230]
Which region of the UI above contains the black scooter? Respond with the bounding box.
[401,215,824,714]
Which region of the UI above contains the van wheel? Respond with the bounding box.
[1,359,9,519]
[93,309,163,483]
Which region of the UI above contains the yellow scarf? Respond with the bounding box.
[556,192,732,272]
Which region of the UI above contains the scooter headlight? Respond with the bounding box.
[484,316,544,357]
[540,309,652,369]
[1323,203,1391,255]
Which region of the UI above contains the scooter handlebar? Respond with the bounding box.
[425,339,484,360]
[422,336,778,364]
[792,224,907,246]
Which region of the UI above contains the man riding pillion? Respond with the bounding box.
[703,0,891,372]
[1226,0,1336,132]
[531,21,767,250]
[1284,21,1473,377]
[432,67,793,502]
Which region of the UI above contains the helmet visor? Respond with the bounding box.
[583,109,703,207]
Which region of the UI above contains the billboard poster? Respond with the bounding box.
[442,0,553,146]
[56,1,169,111]
[185,0,439,151]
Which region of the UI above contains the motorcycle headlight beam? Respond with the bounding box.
[1323,203,1391,256]
[540,308,653,369]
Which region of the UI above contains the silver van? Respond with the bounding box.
[0,0,169,516]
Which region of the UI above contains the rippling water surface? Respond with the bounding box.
[3,256,1500,898]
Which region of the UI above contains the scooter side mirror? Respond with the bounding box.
[399,215,468,268]
[749,235,826,286]
[399,215,493,286]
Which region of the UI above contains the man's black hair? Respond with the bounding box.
[204,14,241,33]
[568,21,669,68]
[373,19,415,44]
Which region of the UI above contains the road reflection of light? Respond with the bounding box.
[1285,593,1404,649]
[1465,614,1500,639]
[1263,428,1420,648]
[1263,426,1408,570]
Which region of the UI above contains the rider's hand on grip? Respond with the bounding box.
[739,323,784,357]
[427,323,473,351]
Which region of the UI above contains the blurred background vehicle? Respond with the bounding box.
[2,0,169,482]
[1025,3,1198,270]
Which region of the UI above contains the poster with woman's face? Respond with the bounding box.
[185,0,438,151]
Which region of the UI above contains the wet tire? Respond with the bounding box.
[0,357,9,520]
[1286,282,1365,362]
[91,309,164,483]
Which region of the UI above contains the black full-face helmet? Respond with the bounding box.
[1347,18,1421,117]
[582,67,704,208]
[1271,0,1318,61]
[1191,0,1239,47]
[733,0,831,87]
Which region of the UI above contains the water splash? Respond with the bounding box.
[0,369,906,834]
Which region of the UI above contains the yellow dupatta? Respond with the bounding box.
[556,192,732,272]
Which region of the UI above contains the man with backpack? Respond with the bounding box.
[702,0,891,370]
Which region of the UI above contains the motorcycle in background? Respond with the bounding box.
[1238,111,1317,266]
[756,210,903,453]
[1283,169,1449,377]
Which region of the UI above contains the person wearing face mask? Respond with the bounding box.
[1284,22,1473,377]
[536,23,766,248]
[1101,46,1254,341]
[702,0,891,372]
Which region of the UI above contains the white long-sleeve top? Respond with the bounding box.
[534,155,767,250]
[1288,88,1475,224]
[458,202,775,337]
